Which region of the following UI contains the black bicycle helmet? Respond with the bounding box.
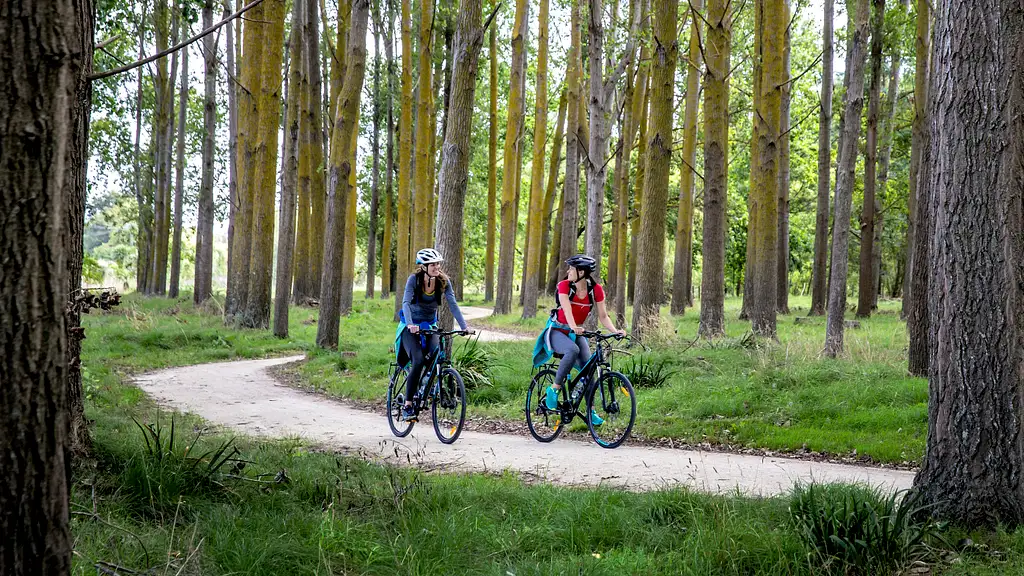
[565,254,596,275]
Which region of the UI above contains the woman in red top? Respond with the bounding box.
[544,255,625,411]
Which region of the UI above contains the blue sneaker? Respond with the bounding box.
[545,386,559,410]
[589,410,604,426]
[402,405,418,422]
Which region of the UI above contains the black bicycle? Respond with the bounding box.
[387,329,469,444]
[525,331,637,448]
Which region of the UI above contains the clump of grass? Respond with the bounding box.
[789,482,947,574]
[451,335,497,391]
[117,415,246,516]
[620,354,679,389]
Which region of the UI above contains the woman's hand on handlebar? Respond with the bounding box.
[408,325,420,334]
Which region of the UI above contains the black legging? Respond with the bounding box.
[401,329,440,402]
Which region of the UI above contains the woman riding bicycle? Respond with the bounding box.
[532,254,625,415]
[397,248,472,421]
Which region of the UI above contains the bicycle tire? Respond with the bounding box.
[525,368,564,443]
[432,367,467,444]
[586,371,636,449]
[387,367,415,437]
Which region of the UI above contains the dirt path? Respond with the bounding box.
[136,356,915,496]
[459,306,531,342]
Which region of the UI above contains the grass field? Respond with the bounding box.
[71,293,1020,575]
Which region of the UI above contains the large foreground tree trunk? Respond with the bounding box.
[810,0,833,317]
[913,0,1024,527]
[0,0,87,569]
[823,0,870,357]
[698,0,731,338]
[631,0,678,337]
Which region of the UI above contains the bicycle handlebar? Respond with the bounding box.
[580,330,628,341]
[418,329,473,337]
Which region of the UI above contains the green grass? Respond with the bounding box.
[72,292,1024,575]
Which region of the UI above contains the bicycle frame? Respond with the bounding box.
[543,332,623,417]
[391,330,465,412]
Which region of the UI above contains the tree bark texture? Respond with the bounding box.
[494,0,528,315]
[698,0,730,338]
[776,0,791,315]
[540,89,568,295]
[413,0,434,255]
[631,0,678,337]
[810,0,833,316]
[913,0,1024,526]
[293,0,314,304]
[903,0,930,317]
[522,0,550,318]
[244,0,286,328]
[628,83,650,302]
[382,1,397,299]
[307,0,326,301]
[485,9,498,302]
[557,0,584,287]
[824,0,870,357]
[224,0,239,300]
[133,2,153,294]
[436,0,487,328]
[170,42,188,299]
[671,0,703,316]
[196,0,217,304]
[226,0,264,321]
[367,21,382,299]
[274,0,305,338]
[318,0,369,347]
[395,0,414,315]
[0,0,86,570]
[150,0,170,294]
[857,0,885,318]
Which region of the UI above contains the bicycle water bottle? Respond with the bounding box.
[570,381,584,403]
[418,372,430,398]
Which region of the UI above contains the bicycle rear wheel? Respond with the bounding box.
[586,371,636,448]
[525,368,563,442]
[432,368,466,444]
[387,367,415,437]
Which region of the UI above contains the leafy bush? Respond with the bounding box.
[789,483,947,574]
[83,254,105,285]
[121,415,245,516]
[620,355,679,389]
[451,336,496,391]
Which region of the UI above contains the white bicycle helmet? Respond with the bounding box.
[416,248,444,265]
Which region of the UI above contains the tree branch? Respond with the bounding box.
[90,0,266,80]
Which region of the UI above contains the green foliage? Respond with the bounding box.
[83,254,106,285]
[789,483,946,574]
[451,335,496,391]
[620,354,679,389]
[116,414,244,516]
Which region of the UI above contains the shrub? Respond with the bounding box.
[451,336,496,391]
[789,482,947,574]
[620,355,679,389]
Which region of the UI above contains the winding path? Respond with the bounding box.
[135,355,915,496]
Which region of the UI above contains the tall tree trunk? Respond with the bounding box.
[413,0,434,255]
[367,18,382,299]
[810,0,833,316]
[857,0,885,318]
[631,0,678,336]
[749,0,783,338]
[522,0,550,318]
[274,0,305,338]
[170,42,189,299]
[698,0,731,338]
[671,0,703,316]
[134,1,153,294]
[436,0,489,328]
[156,8,180,295]
[823,0,870,357]
[224,0,239,300]
[318,0,370,347]
[293,0,314,304]
[485,7,498,302]
[903,0,930,318]
[0,0,86,568]
[628,82,649,302]
[740,0,763,323]
[557,0,583,286]
[340,114,359,313]
[395,0,414,316]
[307,0,326,301]
[914,0,1024,525]
[244,0,287,328]
[494,0,528,315]
[776,0,791,315]
[540,89,568,294]
[196,0,217,304]
[151,0,170,294]
[382,0,397,299]
[226,0,265,321]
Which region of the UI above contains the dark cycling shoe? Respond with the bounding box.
[402,405,418,422]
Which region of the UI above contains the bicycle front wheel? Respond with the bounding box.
[387,367,415,437]
[432,368,466,444]
[586,371,636,448]
[525,368,563,443]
